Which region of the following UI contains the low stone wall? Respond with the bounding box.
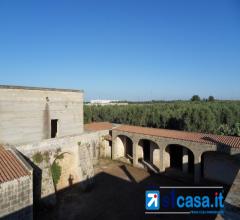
[0,176,33,220]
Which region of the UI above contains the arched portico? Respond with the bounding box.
[138,139,161,171]
[113,135,133,164]
[165,144,194,176]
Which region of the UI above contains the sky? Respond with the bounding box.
[0,0,239,101]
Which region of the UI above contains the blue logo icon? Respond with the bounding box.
[145,191,160,210]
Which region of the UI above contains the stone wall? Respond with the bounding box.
[0,176,33,220]
[0,86,83,145]
[15,131,108,206]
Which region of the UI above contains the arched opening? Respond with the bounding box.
[138,139,160,171]
[201,151,239,185]
[115,135,133,164]
[165,144,194,176]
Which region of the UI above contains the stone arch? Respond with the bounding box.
[201,151,239,185]
[114,135,133,164]
[138,139,160,170]
[165,144,194,175]
[51,151,80,190]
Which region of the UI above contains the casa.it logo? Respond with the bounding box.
[145,187,224,215]
[145,191,160,210]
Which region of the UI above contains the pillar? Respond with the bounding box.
[112,136,118,160]
[194,155,201,183]
[162,145,170,172]
[133,140,139,167]
[158,144,165,173]
[182,148,189,173]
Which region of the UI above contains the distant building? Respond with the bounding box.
[90,100,118,104]
[87,100,128,106]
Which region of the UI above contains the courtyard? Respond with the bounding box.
[37,159,221,220]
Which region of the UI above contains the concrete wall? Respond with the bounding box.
[0,87,84,145]
[0,176,33,220]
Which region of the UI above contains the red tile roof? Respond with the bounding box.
[85,122,114,131]
[114,125,240,148]
[0,146,30,184]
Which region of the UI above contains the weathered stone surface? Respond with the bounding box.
[14,131,108,205]
[0,177,33,220]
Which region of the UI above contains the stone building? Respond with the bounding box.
[0,85,84,145]
[0,85,240,219]
[0,85,106,219]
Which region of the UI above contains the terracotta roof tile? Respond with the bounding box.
[114,125,240,148]
[0,147,30,184]
[85,122,114,131]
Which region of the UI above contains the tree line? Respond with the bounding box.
[84,101,240,136]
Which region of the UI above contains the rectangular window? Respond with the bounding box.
[51,119,58,138]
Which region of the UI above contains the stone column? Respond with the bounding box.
[162,145,170,172]
[182,148,189,173]
[159,146,164,172]
[112,135,118,160]
[194,155,201,183]
[133,139,139,167]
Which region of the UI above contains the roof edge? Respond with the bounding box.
[0,85,84,93]
[10,147,33,174]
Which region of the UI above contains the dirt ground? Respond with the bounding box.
[37,159,221,220]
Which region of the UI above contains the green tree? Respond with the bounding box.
[208,96,215,102]
[84,101,240,136]
[51,161,62,185]
[191,95,201,101]
[231,122,240,136]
